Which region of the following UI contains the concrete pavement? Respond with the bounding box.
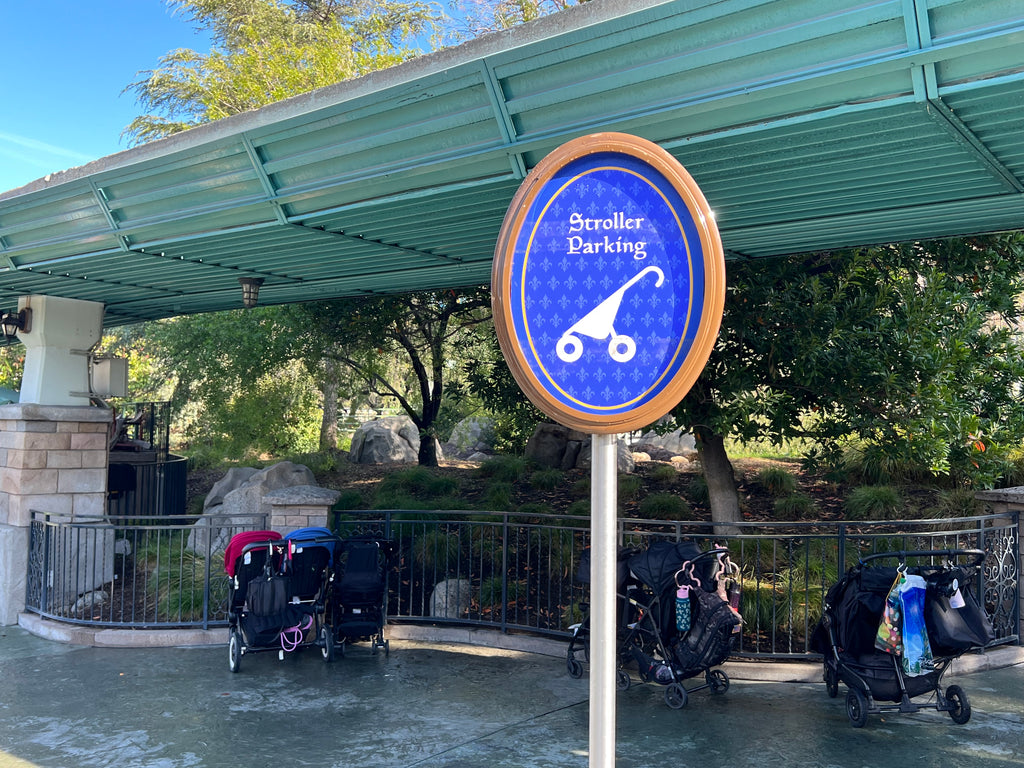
[1,624,1022,768]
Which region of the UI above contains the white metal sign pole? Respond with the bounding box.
[589,433,618,768]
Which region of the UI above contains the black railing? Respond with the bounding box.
[25,509,1019,657]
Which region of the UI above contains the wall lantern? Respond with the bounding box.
[238,277,264,309]
[0,307,31,340]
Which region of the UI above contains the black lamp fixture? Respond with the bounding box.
[238,277,264,309]
[1,307,31,340]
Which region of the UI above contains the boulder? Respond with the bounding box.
[526,423,633,472]
[431,578,473,619]
[188,461,317,555]
[576,439,635,473]
[203,466,260,512]
[444,415,496,458]
[634,423,697,460]
[525,423,587,469]
[350,416,420,464]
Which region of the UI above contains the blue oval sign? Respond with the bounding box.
[493,134,725,433]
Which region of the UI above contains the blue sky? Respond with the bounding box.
[0,1,211,193]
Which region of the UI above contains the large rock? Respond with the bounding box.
[430,578,473,619]
[635,423,696,460]
[349,416,420,464]
[188,461,317,555]
[203,466,260,512]
[525,423,586,469]
[444,415,496,458]
[526,422,633,472]
[576,438,635,473]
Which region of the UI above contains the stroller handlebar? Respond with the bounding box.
[858,548,986,568]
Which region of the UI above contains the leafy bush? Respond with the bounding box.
[618,474,643,501]
[757,466,797,497]
[530,468,565,491]
[649,464,679,484]
[478,455,529,483]
[845,485,903,520]
[482,481,514,511]
[686,475,709,505]
[637,493,691,519]
[773,492,815,519]
[412,530,461,571]
[333,489,365,510]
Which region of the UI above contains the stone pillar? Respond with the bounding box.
[973,486,1024,643]
[264,485,341,532]
[0,403,111,625]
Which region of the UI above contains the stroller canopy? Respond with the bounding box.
[628,540,707,594]
[224,530,282,577]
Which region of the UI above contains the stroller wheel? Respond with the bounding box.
[707,669,729,695]
[824,664,839,699]
[228,630,242,674]
[320,625,335,663]
[845,689,868,728]
[616,670,631,691]
[664,683,688,710]
[945,685,971,725]
[567,657,584,679]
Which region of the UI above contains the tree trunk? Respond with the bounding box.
[418,431,439,466]
[319,361,340,452]
[698,430,742,537]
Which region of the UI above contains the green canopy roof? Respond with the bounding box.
[2,0,1023,326]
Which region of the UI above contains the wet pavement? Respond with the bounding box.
[1,625,1022,768]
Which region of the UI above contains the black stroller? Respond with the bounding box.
[225,527,339,672]
[813,548,994,727]
[566,540,742,709]
[325,536,391,659]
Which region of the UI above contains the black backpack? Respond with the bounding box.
[672,588,740,674]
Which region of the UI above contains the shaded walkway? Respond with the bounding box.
[1,627,1022,768]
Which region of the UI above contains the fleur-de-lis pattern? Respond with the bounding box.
[510,157,707,415]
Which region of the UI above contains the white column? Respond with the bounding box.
[16,296,104,405]
[589,433,618,768]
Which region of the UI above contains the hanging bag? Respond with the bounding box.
[874,567,905,656]
[898,572,933,676]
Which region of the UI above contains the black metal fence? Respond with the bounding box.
[25,508,1019,657]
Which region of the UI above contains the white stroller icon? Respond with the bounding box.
[556,266,665,363]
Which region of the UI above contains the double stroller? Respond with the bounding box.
[225,527,339,672]
[224,528,391,671]
[566,540,742,709]
[813,548,994,727]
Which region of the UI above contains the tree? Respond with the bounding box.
[286,288,492,465]
[669,234,1024,530]
[124,0,442,144]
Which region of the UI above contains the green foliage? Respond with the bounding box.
[529,467,564,491]
[772,492,815,520]
[412,530,461,571]
[462,322,545,453]
[375,467,461,507]
[566,500,590,517]
[477,455,529,483]
[482,481,514,511]
[124,0,442,144]
[845,485,903,520]
[668,233,1024,523]
[637,493,691,519]
[933,487,979,518]
[617,474,643,501]
[517,502,555,516]
[757,466,797,497]
[686,475,709,505]
[571,476,591,498]
[649,464,679,485]
[333,489,366,510]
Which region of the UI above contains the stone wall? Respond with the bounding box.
[0,404,111,625]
